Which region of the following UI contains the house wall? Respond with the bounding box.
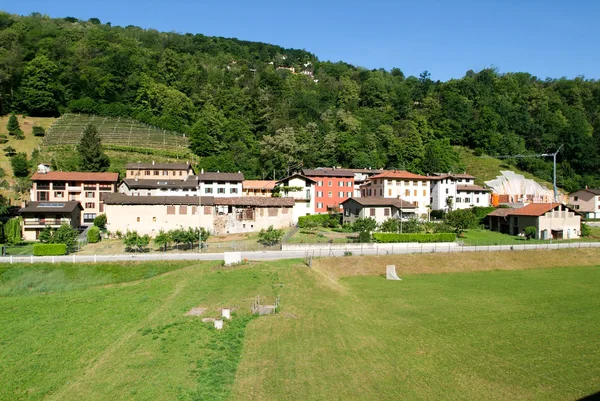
[118,184,200,197]
[22,208,81,241]
[538,210,581,239]
[126,166,193,179]
[276,177,315,222]
[362,178,430,217]
[212,206,294,236]
[31,180,116,225]
[341,199,416,226]
[455,190,490,209]
[104,203,214,236]
[311,176,354,213]
[243,188,273,197]
[200,181,242,197]
[569,190,600,218]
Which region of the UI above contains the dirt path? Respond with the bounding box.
[45,278,188,401]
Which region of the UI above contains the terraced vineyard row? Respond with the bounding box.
[43,114,190,151]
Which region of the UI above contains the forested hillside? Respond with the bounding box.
[1,12,599,190]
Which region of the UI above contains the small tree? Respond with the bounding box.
[123,230,150,252]
[4,217,22,245]
[523,226,537,240]
[93,213,107,228]
[32,126,46,136]
[352,217,378,233]
[4,146,16,157]
[11,178,32,202]
[0,135,8,144]
[87,226,101,243]
[53,224,79,248]
[380,218,399,233]
[38,226,54,243]
[581,223,591,237]
[402,218,422,233]
[444,209,477,236]
[6,113,20,135]
[78,123,110,172]
[154,230,171,252]
[14,129,24,140]
[10,153,29,177]
[258,225,284,246]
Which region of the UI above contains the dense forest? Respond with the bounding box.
[1,12,600,190]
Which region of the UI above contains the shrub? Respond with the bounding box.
[0,135,7,144]
[10,153,29,177]
[524,226,537,239]
[430,210,446,220]
[373,233,456,243]
[358,230,371,243]
[32,126,46,136]
[4,217,22,245]
[352,217,378,233]
[87,226,101,243]
[93,213,107,228]
[581,223,591,237]
[343,251,353,256]
[258,225,284,246]
[298,214,340,229]
[14,129,24,140]
[33,243,67,256]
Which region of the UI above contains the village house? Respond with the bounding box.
[125,161,195,179]
[430,173,491,211]
[198,171,244,197]
[275,173,316,222]
[568,188,600,219]
[360,170,432,217]
[487,203,581,240]
[30,171,119,225]
[102,193,294,236]
[19,201,83,241]
[119,176,200,196]
[302,168,354,213]
[243,180,277,197]
[341,198,417,226]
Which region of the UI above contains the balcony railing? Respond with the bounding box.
[24,218,70,226]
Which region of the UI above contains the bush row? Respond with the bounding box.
[297,214,340,228]
[373,233,456,243]
[33,243,67,256]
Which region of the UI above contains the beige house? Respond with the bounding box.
[275,173,316,222]
[568,188,600,219]
[243,180,276,196]
[103,194,294,236]
[125,162,195,179]
[487,203,581,240]
[341,197,417,226]
[19,201,83,241]
[360,170,431,217]
[30,171,119,225]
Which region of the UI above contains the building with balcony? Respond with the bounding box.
[275,173,316,222]
[568,188,600,219]
[125,161,195,179]
[243,180,277,197]
[30,172,119,225]
[341,198,417,226]
[198,171,244,197]
[302,168,354,213]
[119,177,200,196]
[19,201,83,241]
[430,173,490,211]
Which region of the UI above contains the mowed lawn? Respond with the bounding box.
[2,250,600,400]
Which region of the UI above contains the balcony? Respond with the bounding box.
[24,218,70,226]
[83,186,97,191]
[67,186,82,192]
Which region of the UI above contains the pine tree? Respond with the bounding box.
[78,124,110,172]
[6,113,20,135]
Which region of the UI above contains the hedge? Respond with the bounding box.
[373,233,456,243]
[298,214,340,228]
[33,243,67,256]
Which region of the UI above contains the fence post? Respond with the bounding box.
[10,255,12,264]
[31,255,33,264]
[73,254,75,263]
[94,254,97,263]
[52,256,55,264]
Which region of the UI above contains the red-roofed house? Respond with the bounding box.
[360,170,432,217]
[302,168,354,213]
[487,203,581,239]
[30,171,119,225]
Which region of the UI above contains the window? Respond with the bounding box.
[144,171,150,176]
[423,190,426,196]
[347,192,352,197]
[414,190,417,196]
[575,205,580,210]
[338,182,343,187]
[328,191,332,198]
[83,213,96,223]
[137,217,140,222]
[37,192,49,201]
[153,170,159,176]
[446,188,449,194]
[85,192,95,198]
[422,181,426,186]
[230,188,238,194]
[345,209,350,216]
[84,202,95,208]
[347,182,352,187]
[414,202,419,208]
[317,191,323,197]
[179,205,187,214]
[380,189,383,196]
[456,197,462,203]
[179,171,183,176]
[405,189,410,196]
[163,171,168,176]
[384,208,390,216]
[476,197,480,204]
[403,180,409,185]
[318,181,323,186]
[338,191,343,197]
[328,181,332,187]
[317,202,323,208]
[167,205,175,215]
[192,206,197,215]
[465,198,471,203]
[205,187,213,194]
[370,208,375,216]
[153,217,157,222]
[217,188,225,194]
[388,189,392,196]
[54,191,64,198]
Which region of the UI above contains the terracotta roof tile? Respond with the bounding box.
[369,170,431,180]
[214,197,294,207]
[242,180,277,190]
[31,172,119,182]
[456,185,491,192]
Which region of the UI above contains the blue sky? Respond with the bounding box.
[3,0,599,81]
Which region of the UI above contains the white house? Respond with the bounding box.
[430,173,491,211]
[341,197,417,226]
[37,163,52,174]
[119,177,200,196]
[198,171,244,197]
[275,173,316,222]
[360,170,431,217]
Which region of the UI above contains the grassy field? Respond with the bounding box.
[286,227,357,244]
[2,249,600,400]
[461,228,600,245]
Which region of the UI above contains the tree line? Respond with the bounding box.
[1,12,600,190]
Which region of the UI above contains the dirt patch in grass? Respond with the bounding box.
[312,248,600,280]
[185,307,207,316]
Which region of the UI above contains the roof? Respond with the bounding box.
[122,178,199,189]
[31,172,119,182]
[431,173,475,180]
[242,180,277,190]
[302,168,355,178]
[125,162,191,170]
[20,201,83,213]
[214,197,295,207]
[102,193,215,206]
[198,172,244,182]
[570,188,600,196]
[276,173,317,184]
[341,197,416,209]
[369,170,431,181]
[456,185,491,192]
[487,203,576,218]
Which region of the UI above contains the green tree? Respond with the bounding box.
[93,214,107,228]
[78,124,110,172]
[4,146,16,157]
[154,230,171,252]
[53,224,79,248]
[6,113,20,134]
[87,226,101,243]
[380,218,399,233]
[10,153,29,177]
[258,225,284,246]
[444,209,477,236]
[580,223,591,237]
[123,230,150,252]
[352,217,378,233]
[17,55,62,116]
[11,178,32,202]
[524,226,537,240]
[4,217,22,245]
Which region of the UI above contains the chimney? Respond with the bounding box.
[201,168,204,174]
[152,160,155,165]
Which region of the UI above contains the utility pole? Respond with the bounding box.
[480,145,564,203]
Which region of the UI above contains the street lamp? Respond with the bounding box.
[197,185,202,252]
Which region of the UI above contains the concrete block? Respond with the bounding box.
[224,252,242,266]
